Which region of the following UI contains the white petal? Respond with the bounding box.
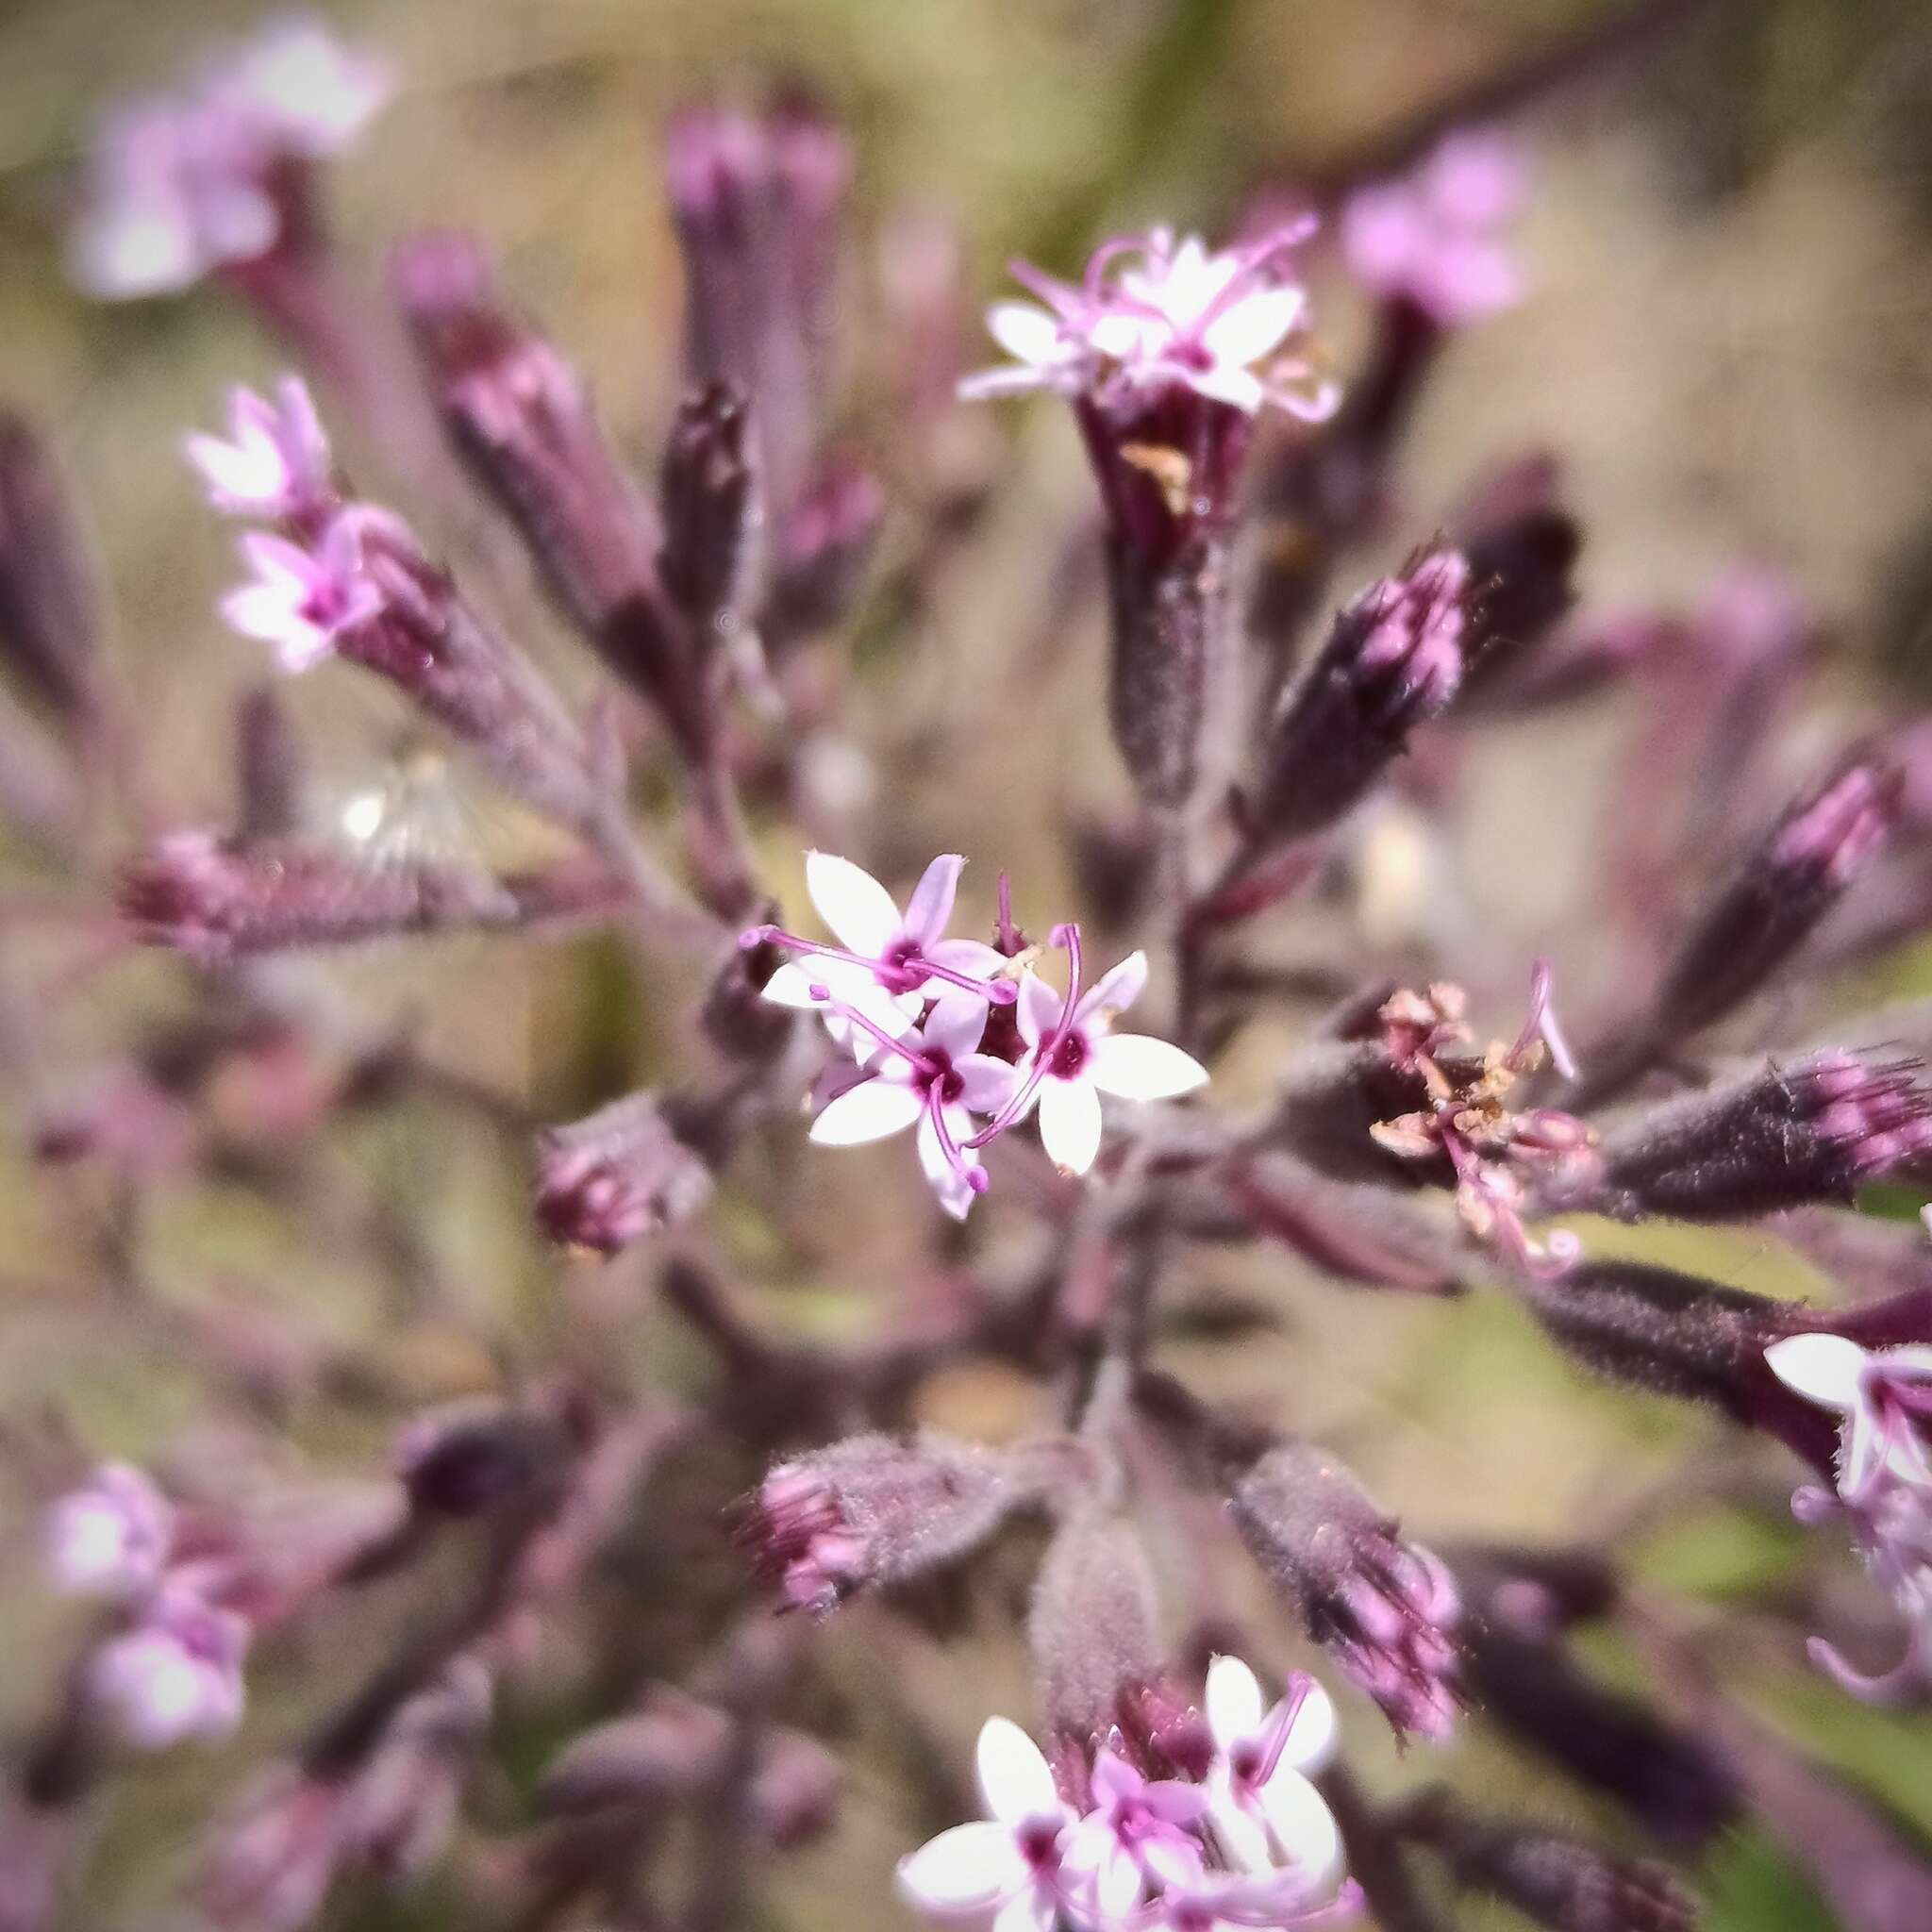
[1206,1778,1274,1876]
[976,1716,1059,1823]
[1186,363,1266,413]
[1206,1655,1264,1749]
[957,1055,1019,1115]
[1089,1033,1208,1102]
[1078,951,1148,1025]
[904,854,965,947]
[925,938,1007,986]
[804,851,902,957]
[917,1109,980,1222]
[808,1078,923,1146]
[759,958,866,1009]
[1038,1075,1103,1176]
[923,990,990,1061]
[1275,1680,1338,1777]
[1016,970,1062,1050]
[958,364,1056,401]
[987,302,1064,368]
[992,1888,1057,1932]
[1200,286,1306,367]
[895,1821,1020,1913]
[1765,1333,1866,1412]
[1257,1770,1344,1897]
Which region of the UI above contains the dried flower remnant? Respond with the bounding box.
[68,15,390,300]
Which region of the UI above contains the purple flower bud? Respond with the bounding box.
[1574,757,1899,1107]
[1270,1038,1436,1187]
[121,831,522,963]
[536,1686,732,1814]
[1581,1050,1932,1223]
[1029,1507,1164,1761]
[743,1431,1029,1615]
[660,382,758,641]
[1399,1790,1694,1932]
[766,456,885,643]
[338,1659,491,1882]
[1227,1443,1461,1741]
[532,1091,716,1257]
[750,1727,844,1848]
[1255,552,1473,843]
[0,412,103,732]
[394,1402,576,1521]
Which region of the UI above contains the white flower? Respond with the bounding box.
[1201,1657,1344,1897]
[961,225,1338,422]
[87,1577,251,1751]
[186,375,331,520]
[808,991,1017,1219]
[206,13,391,157]
[1015,950,1208,1176]
[895,1717,1081,1932]
[758,851,1011,1056]
[1765,1333,1932,1502]
[44,1463,176,1600]
[220,515,384,673]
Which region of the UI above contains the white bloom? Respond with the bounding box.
[1016,950,1208,1176]
[87,1577,251,1751]
[186,375,331,520]
[895,1717,1081,1932]
[44,1463,175,1600]
[1201,1657,1344,1897]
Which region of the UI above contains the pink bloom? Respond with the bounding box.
[895,1717,1083,1932]
[1341,131,1527,327]
[962,225,1338,421]
[1201,1658,1343,1895]
[1065,1741,1210,1921]
[44,1463,176,1600]
[808,991,1018,1219]
[68,15,388,301]
[87,1575,251,1751]
[220,515,383,672]
[755,852,1014,1043]
[1013,949,1208,1176]
[186,375,331,520]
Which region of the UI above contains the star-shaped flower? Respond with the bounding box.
[186,375,332,520]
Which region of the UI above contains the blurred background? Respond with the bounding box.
[1,0,1931,1927]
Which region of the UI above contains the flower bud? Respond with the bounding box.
[1254,552,1472,844]
[743,1431,1029,1615]
[395,1402,575,1521]
[750,1727,843,1847]
[1227,1443,1460,1740]
[339,1658,491,1882]
[1400,1790,1693,1932]
[660,382,758,642]
[1270,1039,1433,1187]
[766,456,884,642]
[1029,1507,1163,1763]
[533,1091,717,1257]
[1583,1051,1932,1223]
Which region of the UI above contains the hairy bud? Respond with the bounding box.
[1254,551,1472,843]
[744,1431,1031,1615]
[1228,1442,1460,1740]
[533,1091,716,1257]
[0,412,102,731]
[1580,1051,1932,1223]
[660,382,758,642]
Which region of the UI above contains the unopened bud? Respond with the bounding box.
[1228,1442,1460,1740]
[1585,1051,1932,1223]
[0,412,102,731]
[750,1727,843,1847]
[660,382,758,640]
[395,1402,574,1521]
[533,1091,716,1257]
[1029,1507,1163,1758]
[744,1431,1030,1615]
[1401,1790,1694,1932]
[1255,552,1472,843]
[536,1685,732,1815]
[767,457,884,641]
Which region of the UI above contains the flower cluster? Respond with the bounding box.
[747,854,1209,1215]
[69,15,389,299]
[44,1463,251,1751]
[1765,1329,1932,1701]
[896,1661,1353,1932]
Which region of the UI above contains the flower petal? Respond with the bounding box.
[1206,1654,1264,1750]
[922,989,990,1061]
[986,301,1065,368]
[925,937,1008,987]
[1039,1074,1103,1176]
[1257,1769,1344,1897]
[808,1078,923,1147]
[903,854,966,948]
[1765,1333,1866,1412]
[1077,950,1148,1025]
[804,851,902,957]
[896,1821,1020,1913]
[916,1108,980,1222]
[957,1054,1020,1115]
[1016,970,1062,1050]
[1274,1679,1338,1777]
[1200,285,1306,367]
[759,958,871,1009]
[992,1888,1057,1932]
[976,1716,1059,1823]
[1089,1033,1208,1102]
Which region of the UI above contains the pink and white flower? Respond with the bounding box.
[186,375,332,521]
[755,852,1015,1041]
[44,1462,177,1601]
[87,1574,252,1751]
[895,1717,1083,1932]
[808,991,1017,1219]
[1766,1331,1932,1700]
[1012,948,1209,1176]
[961,225,1338,421]
[1202,1658,1343,1894]
[1341,131,1526,328]
[220,514,384,673]
[69,16,389,301]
